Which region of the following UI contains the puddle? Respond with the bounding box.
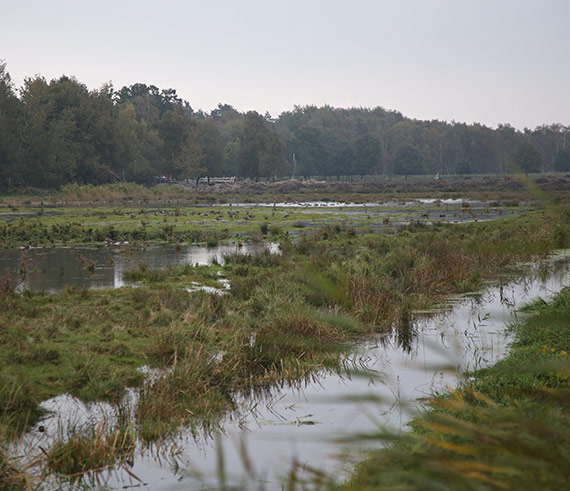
[186,278,231,295]
[17,253,569,489]
[0,242,278,293]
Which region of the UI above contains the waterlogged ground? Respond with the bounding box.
[16,255,570,489]
[3,195,567,489]
[0,198,525,291]
[0,199,526,250]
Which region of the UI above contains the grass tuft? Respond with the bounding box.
[46,420,136,480]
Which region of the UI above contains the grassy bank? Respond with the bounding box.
[345,271,570,490]
[1,204,569,485]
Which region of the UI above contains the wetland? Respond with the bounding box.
[1,181,570,489]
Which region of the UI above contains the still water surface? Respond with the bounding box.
[0,242,278,292]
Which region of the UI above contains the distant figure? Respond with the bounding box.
[434,173,440,180]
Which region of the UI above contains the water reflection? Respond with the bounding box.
[0,243,278,292]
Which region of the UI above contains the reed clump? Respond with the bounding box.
[46,420,136,480]
[0,271,17,301]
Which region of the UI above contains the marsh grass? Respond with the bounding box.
[0,381,42,490]
[59,182,190,203]
[0,181,545,249]
[46,420,136,481]
[343,385,570,491]
[0,270,17,300]
[0,379,42,438]
[121,209,570,444]
[75,253,96,273]
[1,177,567,207]
[0,446,35,491]
[134,299,349,442]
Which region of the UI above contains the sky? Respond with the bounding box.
[1,0,569,129]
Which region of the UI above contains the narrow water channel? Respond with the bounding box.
[20,253,570,490]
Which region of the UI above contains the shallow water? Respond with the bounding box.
[21,254,570,489]
[218,198,499,208]
[0,242,278,292]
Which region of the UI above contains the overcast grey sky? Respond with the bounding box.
[2,0,569,129]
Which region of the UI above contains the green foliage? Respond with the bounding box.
[513,142,542,174]
[289,126,331,177]
[456,158,472,175]
[554,148,570,172]
[395,144,424,177]
[198,119,224,176]
[353,133,382,176]
[1,62,570,189]
[0,62,22,193]
[158,106,205,179]
[237,111,287,178]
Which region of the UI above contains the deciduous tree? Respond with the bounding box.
[513,142,541,175]
[237,111,286,178]
[395,144,424,178]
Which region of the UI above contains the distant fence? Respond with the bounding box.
[155,176,238,185]
[200,176,238,184]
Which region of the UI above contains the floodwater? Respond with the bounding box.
[220,199,525,226]
[19,253,570,490]
[0,242,278,293]
[217,199,513,208]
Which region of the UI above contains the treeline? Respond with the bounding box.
[1,63,570,190]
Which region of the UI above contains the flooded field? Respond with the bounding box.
[16,254,570,489]
[0,198,526,251]
[2,197,566,489]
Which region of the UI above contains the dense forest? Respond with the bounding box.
[1,62,570,190]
